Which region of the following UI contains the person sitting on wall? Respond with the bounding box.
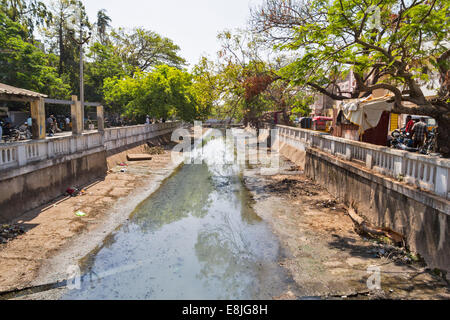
[53,116,62,133]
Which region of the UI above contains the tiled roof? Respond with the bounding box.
[0,83,47,99]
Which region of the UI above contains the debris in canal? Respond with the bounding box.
[145,146,165,155]
[75,211,87,217]
[0,224,25,244]
[347,207,405,246]
[313,199,338,209]
[127,154,153,161]
[346,208,427,267]
[265,178,321,198]
[65,187,86,197]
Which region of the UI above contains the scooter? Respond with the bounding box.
[1,124,32,142]
[390,129,418,153]
[419,129,437,156]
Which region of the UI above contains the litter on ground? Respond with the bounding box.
[75,211,87,217]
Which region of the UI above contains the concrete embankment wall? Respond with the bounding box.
[305,148,449,274]
[105,133,173,170]
[277,140,450,274]
[0,129,177,223]
[0,151,107,222]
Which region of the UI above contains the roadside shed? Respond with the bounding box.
[0,83,47,139]
[334,95,394,146]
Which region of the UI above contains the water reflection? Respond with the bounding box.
[131,163,215,232]
[63,134,289,300]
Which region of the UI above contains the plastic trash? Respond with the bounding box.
[66,187,81,197]
[75,211,86,217]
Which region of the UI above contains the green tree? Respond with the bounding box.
[1,0,50,39]
[190,57,222,121]
[110,27,187,71]
[103,65,198,121]
[252,0,450,156]
[0,11,70,97]
[41,0,92,95]
[213,30,285,126]
[96,9,111,45]
[84,42,132,102]
[40,0,78,76]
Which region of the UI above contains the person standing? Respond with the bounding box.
[146,115,150,125]
[405,115,415,135]
[65,116,71,131]
[412,117,428,148]
[47,115,54,135]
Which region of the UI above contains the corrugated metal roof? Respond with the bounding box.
[0,83,47,98]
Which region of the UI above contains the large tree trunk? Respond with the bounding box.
[58,20,64,76]
[435,113,450,158]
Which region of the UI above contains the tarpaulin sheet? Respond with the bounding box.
[339,96,394,133]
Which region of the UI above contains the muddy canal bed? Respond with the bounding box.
[9,129,449,300]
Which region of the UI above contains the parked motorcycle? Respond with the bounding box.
[390,129,418,152]
[1,123,32,142]
[391,128,438,156]
[419,128,437,156]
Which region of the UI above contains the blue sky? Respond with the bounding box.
[79,0,262,67]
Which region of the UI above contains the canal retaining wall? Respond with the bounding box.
[0,122,180,222]
[266,125,450,274]
[0,150,107,222]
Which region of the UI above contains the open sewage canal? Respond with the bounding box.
[62,130,295,300]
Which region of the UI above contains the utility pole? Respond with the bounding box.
[69,22,91,129]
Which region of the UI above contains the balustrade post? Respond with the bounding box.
[345,144,352,161]
[393,155,404,177]
[366,150,374,169]
[17,144,26,166]
[97,106,105,132]
[435,166,449,198]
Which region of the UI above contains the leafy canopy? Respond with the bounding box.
[0,10,70,97]
[103,65,198,121]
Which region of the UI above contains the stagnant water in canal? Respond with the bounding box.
[63,131,293,300]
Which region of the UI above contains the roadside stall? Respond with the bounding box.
[334,95,394,146]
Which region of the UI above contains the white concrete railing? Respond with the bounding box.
[0,122,180,172]
[0,131,104,171]
[276,125,450,199]
[104,122,179,151]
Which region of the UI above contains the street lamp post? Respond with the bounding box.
[69,23,91,129]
